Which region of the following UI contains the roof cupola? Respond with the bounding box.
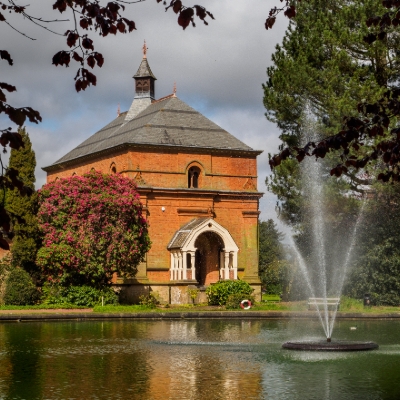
[125,41,157,121]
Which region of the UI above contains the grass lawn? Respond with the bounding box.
[262,294,282,302]
[2,296,400,314]
[0,304,88,310]
[92,303,298,313]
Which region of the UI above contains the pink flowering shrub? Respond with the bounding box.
[36,171,151,287]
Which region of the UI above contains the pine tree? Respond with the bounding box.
[264,0,398,225]
[5,128,39,275]
[258,219,288,294]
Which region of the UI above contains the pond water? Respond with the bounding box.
[0,318,399,400]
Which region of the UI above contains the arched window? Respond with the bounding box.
[72,172,76,176]
[110,163,117,174]
[188,166,200,188]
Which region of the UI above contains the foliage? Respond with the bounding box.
[264,0,392,238]
[258,219,288,294]
[0,255,12,304]
[187,287,200,304]
[225,293,255,310]
[3,267,39,305]
[265,0,391,140]
[344,184,400,306]
[138,292,160,308]
[0,304,88,310]
[41,284,118,307]
[5,128,40,275]
[206,280,254,306]
[36,171,151,288]
[265,0,396,218]
[269,1,400,184]
[339,296,364,311]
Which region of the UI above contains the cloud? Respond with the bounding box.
[1,0,290,230]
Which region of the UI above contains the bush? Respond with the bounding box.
[371,292,400,307]
[42,284,119,307]
[3,267,39,305]
[37,171,151,287]
[187,288,199,304]
[138,292,160,308]
[206,280,254,306]
[225,293,255,309]
[0,255,12,304]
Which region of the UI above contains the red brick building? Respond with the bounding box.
[43,48,263,303]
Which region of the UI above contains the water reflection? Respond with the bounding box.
[0,319,399,399]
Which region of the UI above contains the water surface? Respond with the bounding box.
[0,319,399,399]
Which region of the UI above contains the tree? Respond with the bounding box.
[265,0,397,223]
[36,171,151,288]
[5,128,39,275]
[269,1,400,185]
[345,184,400,305]
[265,0,394,142]
[258,219,287,294]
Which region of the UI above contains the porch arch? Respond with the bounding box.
[167,218,239,283]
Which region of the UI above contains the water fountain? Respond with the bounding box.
[281,114,378,351]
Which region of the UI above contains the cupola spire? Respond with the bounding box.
[125,41,157,121]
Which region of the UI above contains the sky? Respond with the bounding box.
[1,0,290,233]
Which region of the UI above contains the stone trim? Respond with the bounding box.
[242,210,261,218]
[177,208,211,215]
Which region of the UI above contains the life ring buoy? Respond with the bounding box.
[240,299,252,310]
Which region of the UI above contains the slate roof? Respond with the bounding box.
[167,218,208,249]
[133,57,157,79]
[45,96,261,169]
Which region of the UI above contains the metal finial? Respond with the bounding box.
[142,40,147,58]
[117,103,120,117]
[173,81,177,96]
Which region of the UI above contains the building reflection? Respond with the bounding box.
[143,320,263,399]
[0,320,264,399]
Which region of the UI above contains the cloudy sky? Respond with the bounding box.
[1,0,290,231]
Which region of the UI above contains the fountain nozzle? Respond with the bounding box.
[327,337,331,343]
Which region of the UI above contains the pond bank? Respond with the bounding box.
[0,309,400,322]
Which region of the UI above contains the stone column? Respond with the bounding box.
[178,252,183,280]
[173,252,179,281]
[224,251,230,280]
[170,252,174,281]
[190,251,196,281]
[219,251,224,279]
[232,251,238,280]
[182,251,187,280]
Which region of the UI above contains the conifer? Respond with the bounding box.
[5,128,39,275]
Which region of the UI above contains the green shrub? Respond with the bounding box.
[187,288,199,304]
[339,296,363,311]
[3,267,39,306]
[371,292,400,307]
[0,255,12,305]
[206,280,254,306]
[42,284,119,307]
[138,292,160,308]
[225,293,255,309]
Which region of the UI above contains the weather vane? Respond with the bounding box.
[142,40,148,58]
[173,81,177,96]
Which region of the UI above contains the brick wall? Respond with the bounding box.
[47,149,258,193]
[45,145,262,301]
